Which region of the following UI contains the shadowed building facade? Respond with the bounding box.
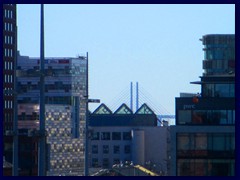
[89,103,169,175]
[3,4,17,175]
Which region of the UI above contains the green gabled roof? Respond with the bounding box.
[92,103,112,114]
[114,103,133,114]
[135,103,155,114]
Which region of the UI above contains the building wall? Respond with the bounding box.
[89,126,169,175]
[16,54,88,175]
[171,34,235,176]
[143,127,168,175]
[3,4,17,171]
[170,126,235,176]
[45,105,84,176]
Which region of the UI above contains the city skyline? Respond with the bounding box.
[17,4,235,114]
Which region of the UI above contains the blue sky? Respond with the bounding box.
[17,4,235,115]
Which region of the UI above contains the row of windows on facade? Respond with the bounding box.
[4,100,13,109]
[4,9,14,19]
[203,62,235,76]
[4,22,13,32]
[178,110,235,125]
[204,48,235,61]
[92,158,129,168]
[177,159,235,176]
[4,61,13,70]
[92,144,131,154]
[17,68,86,77]
[17,84,85,93]
[18,96,74,105]
[4,113,13,123]
[202,84,234,98]
[177,133,235,152]
[4,74,13,83]
[4,35,14,44]
[91,132,132,141]
[4,48,14,58]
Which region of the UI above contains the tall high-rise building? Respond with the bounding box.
[16,52,88,175]
[170,34,235,176]
[3,4,17,170]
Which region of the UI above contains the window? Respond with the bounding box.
[103,145,109,154]
[91,132,99,140]
[92,145,98,154]
[124,145,131,154]
[178,110,191,124]
[101,132,110,140]
[113,145,120,154]
[92,158,98,168]
[112,132,121,140]
[123,132,131,140]
[102,158,109,168]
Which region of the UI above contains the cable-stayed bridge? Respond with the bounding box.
[100,82,175,126]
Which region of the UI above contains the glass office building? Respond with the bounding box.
[171,34,235,176]
[16,53,88,175]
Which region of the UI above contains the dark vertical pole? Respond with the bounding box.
[84,52,89,176]
[12,24,18,176]
[136,82,139,111]
[130,82,133,111]
[38,4,46,176]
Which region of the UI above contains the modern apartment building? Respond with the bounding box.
[15,52,88,175]
[3,4,17,173]
[170,34,235,176]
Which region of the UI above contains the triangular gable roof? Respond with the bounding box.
[135,103,155,114]
[114,103,133,114]
[92,103,112,114]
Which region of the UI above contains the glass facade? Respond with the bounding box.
[174,34,235,176]
[202,83,234,97]
[177,159,235,176]
[17,55,88,176]
[202,35,235,76]
[178,110,235,125]
[177,133,235,176]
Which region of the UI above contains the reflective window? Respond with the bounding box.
[203,83,234,97]
[177,159,235,176]
[178,110,191,124]
[178,110,235,125]
[177,133,235,156]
